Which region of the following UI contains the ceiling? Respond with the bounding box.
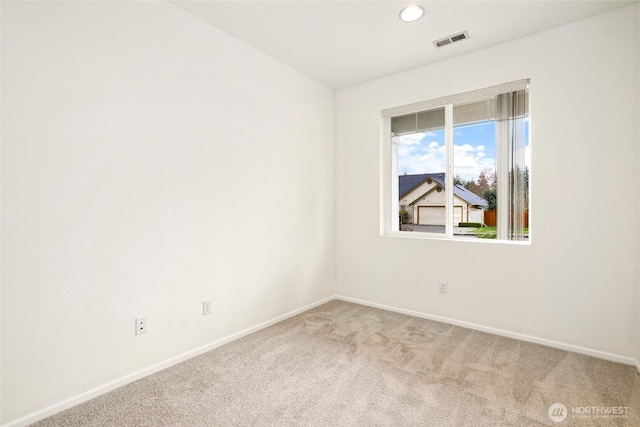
[172,1,635,89]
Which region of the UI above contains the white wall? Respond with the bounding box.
[637,2,640,372]
[2,2,639,425]
[336,5,639,361]
[0,1,334,424]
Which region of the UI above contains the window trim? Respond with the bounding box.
[381,79,529,118]
[381,79,531,244]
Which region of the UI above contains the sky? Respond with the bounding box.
[394,120,530,183]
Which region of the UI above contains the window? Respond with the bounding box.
[381,80,530,242]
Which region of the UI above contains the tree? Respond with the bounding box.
[465,168,496,197]
[464,179,480,194]
[477,168,496,192]
[483,188,497,210]
[523,166,529,207]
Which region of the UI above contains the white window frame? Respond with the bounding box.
[380,79,530,244]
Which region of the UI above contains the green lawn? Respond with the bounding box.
[473,226,529,239]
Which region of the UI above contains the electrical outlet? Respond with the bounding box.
[439,281,448,293]
[202,300,211,316]
[135,317,147,335]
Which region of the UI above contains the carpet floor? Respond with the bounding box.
[34,300,640,426]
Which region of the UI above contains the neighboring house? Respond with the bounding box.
[399,173,488,226]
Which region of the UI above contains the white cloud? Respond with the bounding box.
[397,140,446,175]
[398,142,495,181]
[395,133,424,146]
[396,133,502,181]
[453,144,495,182]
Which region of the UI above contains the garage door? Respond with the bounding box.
[454,206,462,225]
[418,207,445,225]
[418,206,463,225]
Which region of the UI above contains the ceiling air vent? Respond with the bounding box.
[433,31,469,48]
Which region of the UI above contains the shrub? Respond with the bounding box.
[399,210,409,224]
[458,222,482,228]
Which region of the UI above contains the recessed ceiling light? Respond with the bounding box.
[399,5,424,23]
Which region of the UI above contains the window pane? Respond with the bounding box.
[452,118,495,239]
[393,107,446,234]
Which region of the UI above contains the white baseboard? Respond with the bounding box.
[1,295,334,427]
[3,294,636,427]
[335,295,637,367]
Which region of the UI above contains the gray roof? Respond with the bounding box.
[398,173,488,208]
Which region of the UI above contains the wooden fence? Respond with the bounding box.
[484,210,529,228]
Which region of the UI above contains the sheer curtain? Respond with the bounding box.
[496,88,529,241]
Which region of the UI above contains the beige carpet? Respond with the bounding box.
[34,300,640,426]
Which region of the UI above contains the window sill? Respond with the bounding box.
[381,231,531,245]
